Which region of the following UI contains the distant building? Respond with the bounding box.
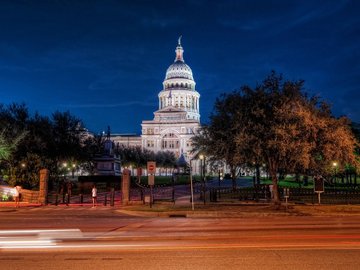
[111,133,142,148]
[113,37,201,161]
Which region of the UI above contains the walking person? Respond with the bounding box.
[92,184,97,208]
[13,185,21,208]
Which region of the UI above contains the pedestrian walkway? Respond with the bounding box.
[0,202,41,208]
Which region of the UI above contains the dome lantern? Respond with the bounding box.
[175,35,184,62]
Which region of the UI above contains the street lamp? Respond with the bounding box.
[332,162,338,187]
[189,159,195,211]
[20,163,26,182]
[62,162,68,178]
[71,163,76,178]
[199,154,206,204]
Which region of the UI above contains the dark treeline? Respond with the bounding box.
[0,103,100,188]
[0,103,179,189]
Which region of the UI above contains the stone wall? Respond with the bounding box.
[20,189,40,203]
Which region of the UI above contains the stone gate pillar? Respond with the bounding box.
[122,169,130,205]
[39,169,49,205]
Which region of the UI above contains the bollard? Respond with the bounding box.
[55,194,58,206]
[104,193,107,206]
[79,194,83,204]
[65,193,69,206]
[110,189,115,206]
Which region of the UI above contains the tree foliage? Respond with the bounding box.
[192,92,245,189]
[193,72,359,204]
[0,103,98,188]
[114,144,176,172]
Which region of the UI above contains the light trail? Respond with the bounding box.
[0,229,82,249]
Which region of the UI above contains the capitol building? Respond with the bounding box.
[112,37,201,162]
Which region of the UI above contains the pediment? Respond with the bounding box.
[155,106,186,114]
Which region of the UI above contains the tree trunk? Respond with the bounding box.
[271,176,280,206]
[231,166,237,191]
[355,173,357,186]
[303,175,309,186]
[256,165,261,185]
[269,167,280,207]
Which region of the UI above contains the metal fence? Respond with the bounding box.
[46,191,121,206]
[209,186,360,204]
[45,183,360,206]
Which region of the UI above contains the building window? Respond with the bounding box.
[147,140,154,147]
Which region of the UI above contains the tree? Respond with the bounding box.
[239,72,358,205]
[115,144,176,175]
[0,129,28,185]
[195,71,359,206]
[0,132,11,160]
[192,92,246,190]
[0,103,96,188]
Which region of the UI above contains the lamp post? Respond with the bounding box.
[62,162,68,180]
[20,163,26,182]
[71,163,76,178]
[189,159,195,211]
[199,154,206,204]
[62,162,68,203]
[333,162,338,188]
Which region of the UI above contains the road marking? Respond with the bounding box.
[2,242,360,251]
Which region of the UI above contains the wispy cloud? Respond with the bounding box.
[59,101,155,109]
[218,0,350,35]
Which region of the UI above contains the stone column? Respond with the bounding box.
[122,169,131,205]
[39,169,49,205]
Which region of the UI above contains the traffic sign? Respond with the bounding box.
[314,176,324,193]
[147,161,156,175]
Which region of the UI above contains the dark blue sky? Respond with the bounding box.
[1,0,359,134]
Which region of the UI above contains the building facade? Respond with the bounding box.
[113,38,201,161]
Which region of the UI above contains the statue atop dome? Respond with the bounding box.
[175,37,184,62]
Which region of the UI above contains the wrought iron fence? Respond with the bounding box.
[209,186,360,204]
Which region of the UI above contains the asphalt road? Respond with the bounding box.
[0,206,359,270]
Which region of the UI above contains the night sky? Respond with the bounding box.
[1,0,359,134]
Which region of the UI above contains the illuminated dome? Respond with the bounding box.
[158,37,200,122]
[162,36,196,91]
[165,60,194,81]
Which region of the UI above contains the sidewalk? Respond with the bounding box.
[117,200,360,218]
[1,199,360,218]
[0,202,42,208]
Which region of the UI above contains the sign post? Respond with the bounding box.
[147,161,156,208]
[283,188,290,210]
[314,176,324,205]
[136,167,142,183]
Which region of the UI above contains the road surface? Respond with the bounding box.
[0,206,359,269]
